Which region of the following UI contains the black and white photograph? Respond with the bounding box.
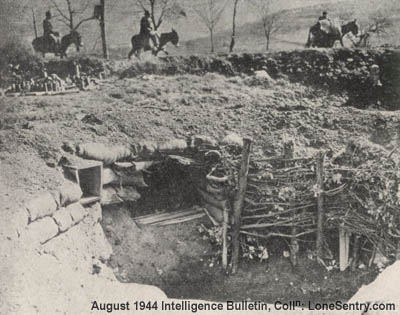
[0,0,399,314]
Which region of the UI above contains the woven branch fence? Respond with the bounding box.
[217,138,400,273]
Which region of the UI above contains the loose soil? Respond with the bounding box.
[1,53,399,307]
[102,205,377,303]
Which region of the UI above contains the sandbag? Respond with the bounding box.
[25,192,58,222]
[26,217,59,244]
[204,203,223,223]
[83,202,102,225]
[158,139,187,154]
[103,168,120,185]
[116,186,141,202]
[134,141,158,157]
[222,133,243,147]
[120,171,148,188]
[106,166,148,188]
[52,208,74,232]
[67,202,87,224]
[101,186,123,205]
[190,135,218,149]
[77,143,131,165]
[59,180,83,207]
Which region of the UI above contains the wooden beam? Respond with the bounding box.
[222,198,230,269]
[339,225,350,271]
[283,140,299,267]
[231,137,252,274]
[316,151,325,259]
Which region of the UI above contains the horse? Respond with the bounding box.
[128,28,179,59]
[32,30,83,58]
[306,19,359,48]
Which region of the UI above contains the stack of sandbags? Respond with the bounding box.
[76,143,131,165]
[132,139,188,159]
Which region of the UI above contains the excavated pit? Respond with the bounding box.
[2,49,399,309]
[99,158,379,303]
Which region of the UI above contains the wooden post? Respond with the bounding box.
[284,140,298,267]
[229,0,240,53]
[351,235,361,271]
[99,0,109,60]
[75,64,81,79]
[231,137,252,274]
[222,199,229,269]
[316,151,325,259]
[339,225,350,271]
[397,241,400,261]
[31,6,38,38]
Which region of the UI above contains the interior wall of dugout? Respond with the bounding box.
[104,158,203,218]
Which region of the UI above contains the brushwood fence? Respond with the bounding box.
[225,138,400,273]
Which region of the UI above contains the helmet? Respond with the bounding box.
[144,10,150,17]
[46,10,51,18]
[322,11,327,16]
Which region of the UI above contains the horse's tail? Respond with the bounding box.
[32,37,42,52]
[131,34,141,47]
[128,34,141,59]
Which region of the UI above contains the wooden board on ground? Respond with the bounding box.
[134,206,205,226]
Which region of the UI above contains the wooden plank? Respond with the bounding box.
[154,212,205,226]
[316,151,325,259]
[231,137,252,274]
[134,207,202,221]
[339,225,351,271]
[134,207,203,225]
[6,93,21,97]
[203,208,219,226]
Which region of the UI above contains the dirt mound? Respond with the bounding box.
[119,49,400,110]
[0,51,105,89]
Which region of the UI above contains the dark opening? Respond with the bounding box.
[131,158,202,217]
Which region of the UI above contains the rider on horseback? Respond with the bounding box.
[43,11,60,52]
[319,11,328,21]
[140,10,159,53]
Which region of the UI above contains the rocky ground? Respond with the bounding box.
[1,50,400,314]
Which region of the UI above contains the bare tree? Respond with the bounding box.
[253,0,282,51]
[193,0,227,53]
[99,0,108,59]
[49,0,96,31]
[132,0,186,31]
[354,5,395,48]
[229,0,240,52]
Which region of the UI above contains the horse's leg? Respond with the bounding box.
[306,31,312,48]
[136,48,142,60]
[128,48,134,60]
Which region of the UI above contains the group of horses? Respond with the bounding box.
[31,18,359,59]
[32,28,180,59]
